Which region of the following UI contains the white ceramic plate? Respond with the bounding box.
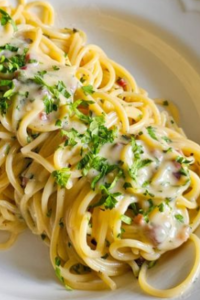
[1,0,200,299]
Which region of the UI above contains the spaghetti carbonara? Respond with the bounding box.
[0,0,200,298]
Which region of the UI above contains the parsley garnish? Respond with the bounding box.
[43,95,58,114]
[52,168,70,188]
[81,85,95,95]
[123,182,132,189]
[0,9,17,31]
[61,128,80,147]
[158,203,164,212]
[162,136,172,143]
[55,119,62,127]
[52,65,60,71]
[163,147,172,153]
[176,156,193,165]
[175,214,184,223]
[0,43,18,52]
[121,214,132,224]
[147,126,158,140]
[129,159,152,181]
[90,185,121,210]
[131,136,143,159]
[0,79,15,115]
[148,260,157,269]
[0,48,28,74]
[37,70,47,77]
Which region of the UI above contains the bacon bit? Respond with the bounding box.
[134,214,144,225]
[145,226,160,246]
[62,136,67,143]
[174,161,181,169]
[173,171,181,180]
[21,177,29,188]
[78,107,88,115]
[117,78,127,89]
[21,66,27,70]
[25,53,30,63]
[177,226,190,242]
[39,112,48,121]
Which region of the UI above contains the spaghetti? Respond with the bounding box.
[0,0,200,297]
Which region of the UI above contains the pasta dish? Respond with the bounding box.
[0,0,200,298]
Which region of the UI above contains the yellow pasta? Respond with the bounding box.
[0,0,200,298]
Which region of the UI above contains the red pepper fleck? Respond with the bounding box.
[117,78,127,89]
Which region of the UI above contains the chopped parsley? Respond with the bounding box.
[147,126,158,141]
[129,159,153,182]
[52,168,71,188]
[162,136,172,143]
[43,95,58,114]
[148,260,157,269]
[158,203,164,212]
[175,214,184,223]
[0,47,28,74]
[90,185,121,210]
[34,76,71,113]
[121,214,132,224]
[123,182,132,189]
[37,70,47,77]
[52,65,60,71]
[0,79,15,115]
[0,43,18,52]
[55,119,62,127]
[176,156,193,165]
[81,85,95,95]
[0,9,17,31]
[61,128,80,147]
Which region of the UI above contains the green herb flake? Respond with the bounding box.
[0,9,17,31]
[55,257,61,266]
[175,214,184,223]
[158,203,164,212]
[55,119,62,127]
[81,85,95,95]
[162,136,172,143]
[163,147,173,153]
[52,65,60,71]
[148,260,157,269]
[123,182,132,190]
[176,156,193,165]
[121,214,132,225]
[52,168,71,188]
[37,70,47,77]
[147,126,158,141]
